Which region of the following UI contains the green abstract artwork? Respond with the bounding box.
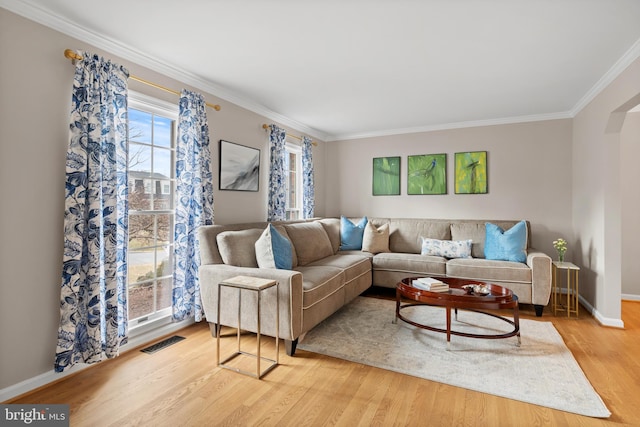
[372,156,401,196]
[455,151,487,194]
[407,154,447,195]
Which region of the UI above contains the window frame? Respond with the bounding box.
[284,140,303,220]
[127,91,178,333]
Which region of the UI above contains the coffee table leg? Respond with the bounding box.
[393,289,399,324]
[446,306,452,350]
[514,305,521,347]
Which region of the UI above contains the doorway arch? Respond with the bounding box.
[602,93,640,327]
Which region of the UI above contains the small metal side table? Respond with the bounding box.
[552,261,580,317]
[217,275,279,379]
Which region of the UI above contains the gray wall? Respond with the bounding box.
[325,119,574,257]
[573,54,640,323]
[621,112,640,297]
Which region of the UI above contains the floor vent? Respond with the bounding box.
[140,335,185,354]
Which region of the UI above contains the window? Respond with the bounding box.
[127,93,178,328]
[284,142,303,220]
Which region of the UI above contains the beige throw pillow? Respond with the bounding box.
[362,222,390,254]
[216,229,263,267]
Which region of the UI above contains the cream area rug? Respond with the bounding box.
[298,296,610,418]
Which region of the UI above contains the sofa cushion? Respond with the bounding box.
[421,237,472,259]
[485,221,527,263]
[446,258,532,283]
[388,219,451,254]
[362,222,390,254]
[450,222,486,258]
[255,224,293,270]
[307,254,372,283]
[318,218,341,253]
[216,228,263,267]
[294,265,344,309]
[373,252,447,276]
[284,222,333,266]
[340,216,368,250]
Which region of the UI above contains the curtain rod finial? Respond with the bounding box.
[64,49,82,61]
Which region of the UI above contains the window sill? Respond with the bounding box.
[121,312,195,352]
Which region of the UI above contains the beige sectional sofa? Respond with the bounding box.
[198,217,552,356]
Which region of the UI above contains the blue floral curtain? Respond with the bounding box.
[173,89,214,322]
[55,52,129,372]
[267,124,287,221]
[302,136,315,219]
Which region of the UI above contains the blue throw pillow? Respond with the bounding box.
[255,224,293,270]
[340,216,368,250]
[484,221,527,263]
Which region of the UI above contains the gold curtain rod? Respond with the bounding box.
[64,49,221,111]
[262,124,318,146]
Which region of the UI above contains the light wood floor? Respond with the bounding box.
[8,298,640,427]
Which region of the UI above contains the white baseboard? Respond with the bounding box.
[621,293,640,301]
[578,295,625,329]
[0,318,195,402]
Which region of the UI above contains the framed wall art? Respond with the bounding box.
[454,151,488,194]
[407,153,447,195]
[372,156,401,196]
[219,140,260,191]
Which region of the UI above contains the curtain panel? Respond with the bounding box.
[172,89,214,322]
[302,136,315,219]
[267,124,287,221]
[55,52,130,372]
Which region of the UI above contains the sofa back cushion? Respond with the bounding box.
[450,220,529,258]
[318,218,341,253]
[386,219,451,254]
[215,228,263,267]
[450,222,487,258]
[284,222,333,265]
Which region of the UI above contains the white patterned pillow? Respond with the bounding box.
[421,237,473,259]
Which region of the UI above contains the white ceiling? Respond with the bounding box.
[4,0,640,141]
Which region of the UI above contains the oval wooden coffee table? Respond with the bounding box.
[394,277,521,349]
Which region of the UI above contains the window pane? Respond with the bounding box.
[156,214,173,244]
[130,182,151,211]
[129,144,152,177]
[129,213,155,248]
[128,249,154,285]
[157,246,173,277]
[289,152,296,171]
[153,147,172,178]
[154,115,173,148]
[156,278,172,311]
[289,171,297,208]
[129,281,154,320]
[129,110,152,144]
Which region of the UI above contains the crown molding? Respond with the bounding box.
[329,111,573,141]
[570,37,640,117]
[0,0,330,142]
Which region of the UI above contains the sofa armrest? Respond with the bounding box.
[199,264,304,341]
[526,248,552,306]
